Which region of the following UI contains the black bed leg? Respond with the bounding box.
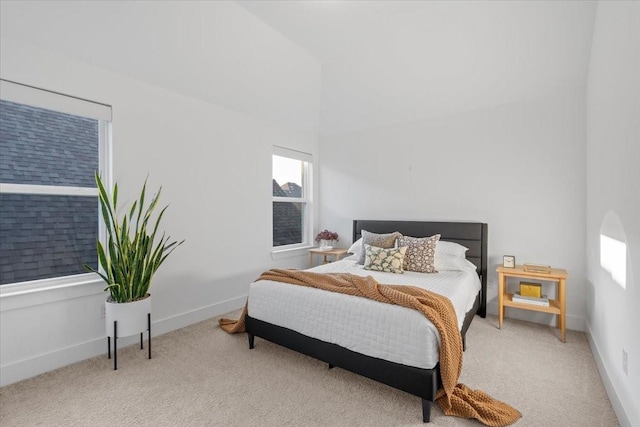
[248,333,255,349]
[328,363,334,369]
[422,399,432,423]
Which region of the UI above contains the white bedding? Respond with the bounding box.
[247,259,481,369]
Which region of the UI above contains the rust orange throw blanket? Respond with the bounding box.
[219,269,521,426]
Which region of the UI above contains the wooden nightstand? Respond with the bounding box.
[496,265,569,342]
[308,248,348,268]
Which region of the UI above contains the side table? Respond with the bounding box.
[496,265,568,342]
[308,248,348,268]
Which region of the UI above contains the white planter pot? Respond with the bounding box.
[105,294,151,338]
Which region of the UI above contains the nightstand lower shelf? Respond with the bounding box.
[503,293,561,315]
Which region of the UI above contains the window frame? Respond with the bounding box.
[0,79,112,292]
[271,146,313,252]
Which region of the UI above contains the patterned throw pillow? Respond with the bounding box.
[398,234,441,273]
[357,230,402,265]
[363,244,407,274]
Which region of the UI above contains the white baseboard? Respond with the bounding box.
[0,337,105,387]
[486,301,586,331]
[585,325,632,427]
[0,295,246,387]
[152,295,246,336]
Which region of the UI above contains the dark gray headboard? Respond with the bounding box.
[353,220,488,317]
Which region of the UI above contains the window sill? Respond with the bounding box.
[271,245,315,260]
[0,273,105,312]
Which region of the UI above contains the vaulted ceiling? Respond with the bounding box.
[1,1,597,134]
[239,1,597,133]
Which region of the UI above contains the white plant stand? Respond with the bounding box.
[105,296,152,370]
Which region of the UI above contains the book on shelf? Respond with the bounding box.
[512,292,550,307]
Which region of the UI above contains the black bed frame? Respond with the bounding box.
[246,220,488,423]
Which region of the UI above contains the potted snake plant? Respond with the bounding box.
[84,173,184,362]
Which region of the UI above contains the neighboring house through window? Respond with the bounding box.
[0,80,112,286]
[272,146,312,249]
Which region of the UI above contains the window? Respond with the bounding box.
[272,146,312,249]
[0,80,111,286]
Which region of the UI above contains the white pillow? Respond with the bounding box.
[434,254,477,271]
[348,237,363,256]
[435,241,468,258]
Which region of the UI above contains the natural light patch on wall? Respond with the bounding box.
[599,210,628,289]
[600,234,626,289]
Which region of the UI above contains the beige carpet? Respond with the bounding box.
[0,313,619,426]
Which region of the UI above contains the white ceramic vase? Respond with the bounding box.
[105,294,151,338]
[319,239,333,250]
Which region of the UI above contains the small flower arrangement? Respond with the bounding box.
[315,229,339,244]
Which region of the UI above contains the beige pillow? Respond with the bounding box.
[398,234,440,273]
[357,230,402,265]
[363,244,407,274]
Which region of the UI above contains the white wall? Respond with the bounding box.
[2,10,637,427]
[585,2,640,426]
[319,89,587,330]
[0,2,321,386]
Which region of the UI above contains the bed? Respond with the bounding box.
[245,220,488,423]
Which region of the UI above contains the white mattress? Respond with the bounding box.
[248,259,481,369]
